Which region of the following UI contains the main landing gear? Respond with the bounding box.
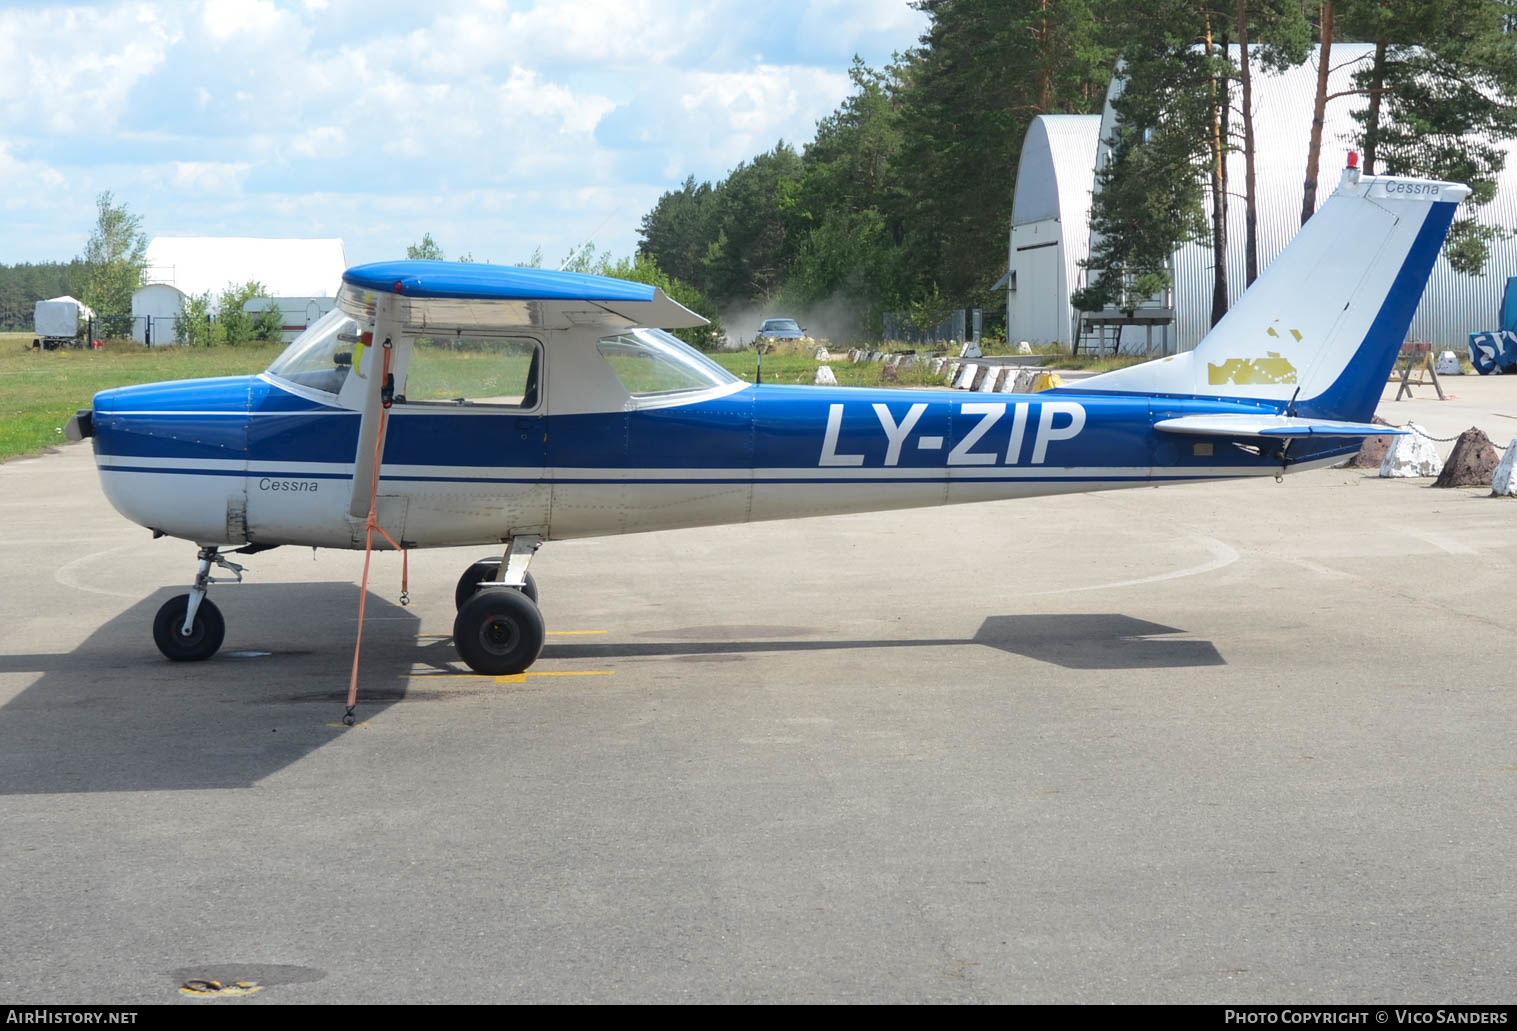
[149,537,548,675]
[152,546,243,662]
[452,535,545,675]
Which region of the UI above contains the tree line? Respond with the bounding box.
[0,259,85,331]
[1,192,283,343]
[636,0,1516,342]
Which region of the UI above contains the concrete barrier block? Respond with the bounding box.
[1492,441,1517,496]
[1380,424,1444,478]
[1343,417,1397,468]
[953,363,978,389]
[1434,427,1500,487]
[1435,350,1463,375]
[814,347,830,361]
[814,364,837,386]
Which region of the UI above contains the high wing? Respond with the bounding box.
[337,261,708,333]
[1154,415,1407,438]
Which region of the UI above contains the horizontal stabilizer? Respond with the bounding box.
[1154,415,1406,439]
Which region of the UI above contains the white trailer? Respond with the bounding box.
[33,296,95,349]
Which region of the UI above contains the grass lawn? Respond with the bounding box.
[708,347,957,388]
[0,333,284,462]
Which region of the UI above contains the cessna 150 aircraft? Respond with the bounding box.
[68,159,1465,676]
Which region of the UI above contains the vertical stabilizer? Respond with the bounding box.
[1078,161,1467,422]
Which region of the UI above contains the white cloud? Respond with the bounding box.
[0,144,65,197]
[288,125,349,159]
[200,0,292,43]
[0,5,179,134]
[0,0,927,266]
[170,161,252,194]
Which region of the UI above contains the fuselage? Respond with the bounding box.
[88,371,1355,550]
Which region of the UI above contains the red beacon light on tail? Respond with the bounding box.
[1347,151,1360,169]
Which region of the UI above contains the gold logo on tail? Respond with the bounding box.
[1207,351,1299,386]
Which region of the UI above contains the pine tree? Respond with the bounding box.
[1076,3,1217,316]
[1346,0,1517,273]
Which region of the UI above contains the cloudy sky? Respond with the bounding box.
[0,0,926,269]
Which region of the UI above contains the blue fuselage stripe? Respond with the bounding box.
[91,376,1358,484]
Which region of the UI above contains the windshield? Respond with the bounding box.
[597,328,739,396]
[762,319,800,332]
[266,308,362,395]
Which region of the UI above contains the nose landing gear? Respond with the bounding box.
[151,546,244,662]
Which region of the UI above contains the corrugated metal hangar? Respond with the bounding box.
[1007,44,1517,353]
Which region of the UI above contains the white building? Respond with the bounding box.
[1009,45,1517,353]
[1006,114,1102,348]
[131,237,347,345]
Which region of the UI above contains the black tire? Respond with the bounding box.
[152,594,225,662]
[454,558,538,610]
[453,588,545,675]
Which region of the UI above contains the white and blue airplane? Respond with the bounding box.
[68,160,1466,676]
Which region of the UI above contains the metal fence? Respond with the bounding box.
[882,308,982,345]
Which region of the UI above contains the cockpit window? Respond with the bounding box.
[596,328,738,397]
[400,334,541,408]
[265,308,361,395]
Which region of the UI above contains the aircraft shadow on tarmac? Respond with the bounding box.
[0,600,1219,796]
[0,584,419,796]
[532,613,1225,671]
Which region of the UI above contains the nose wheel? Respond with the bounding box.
[152,594,225,661]
[151,545,244,662]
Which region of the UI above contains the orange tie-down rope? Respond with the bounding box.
[344,337,409,726]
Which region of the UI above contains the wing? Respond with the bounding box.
[337,261,707,333]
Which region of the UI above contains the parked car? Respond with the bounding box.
[756,318,804,342]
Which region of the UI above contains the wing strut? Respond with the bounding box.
[342,332,409,727]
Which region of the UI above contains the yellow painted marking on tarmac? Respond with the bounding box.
[522,670,613,677]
